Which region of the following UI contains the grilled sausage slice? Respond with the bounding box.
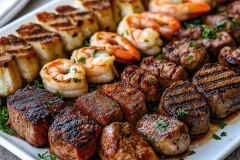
[49,107,102,160]
[163,38,209,71]
[121,65,161,103]
[99,122,158,160]
[140,56,188,88]
[99,82,147,124]
[159,81,210,135]
[7,85,65,147]
[136,114,190,155]
[192,63,240,118]
[16,23,65,66]
[76,90,123,127]
[219,46,240,71]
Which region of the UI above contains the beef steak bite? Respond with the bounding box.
[7,85,65,147]
[99,122,158,160]
[121,65,161,103]
[76,90,123,126]
[136,114,190,156]
[192,63,240,118]
[49,107,102,160]
[159,81,210,135]
[219,46,240,71]
[98,82,147,124]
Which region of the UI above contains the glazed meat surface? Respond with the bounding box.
[49,107,102,160]
[99,82,147,124]
[121,65,161,103]
[163,38,208,71]
[7,85,65,147]
[140,56,188,88]
[219,46,240,71]
[192,63,240,118]
[76,91,123,126]
[136,114,190,155]
[159,81,210,135]
[99,122,158,160]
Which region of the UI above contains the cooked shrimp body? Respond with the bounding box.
[90,32,140,64]
[117,14,163,55]
[149,0,211,21]
[141,12,181,40]
[40,59,88,98]
[71,47,116,83]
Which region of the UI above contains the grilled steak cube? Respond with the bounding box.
[136,114,190,156]
[56,5,99,38]
[219,46,240,71]
[226,0,240,20]
[192,63,240,118]
[99,82,147,124]
[7,85,65,147]
[76,90,123,126]
[163,38,209,71]
[16,23,66,66]
[121,65,161,103]
[140,56,188,88]
[99,122,158,160]
[0,55,22,97]
[0,35,40,83]
[159,81,210,135]
[49,107,102,160]
[36,12,83,51]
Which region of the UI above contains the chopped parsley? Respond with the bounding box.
[156,120,169,132]
[156,54,164,59]
[78,56,86,63]
[218,121,227,129]
[72,68,77,72]
[66,68,70,73]
[47,100,54,105]
[92,50,98,57]
[188,150,196,156]
[82,40,90,47]
[112,101,118,107]
[216,22,227,30]
[213,133,221,140]
[38,151,57,160]
[148,78,158,84]
[34,80,44,88]
[72,59,76,64]
[189,41,200,49]
[73,78,81,83]
[54,91,63,100]
[144,39,149,42]
[232,18,240,26]
[176,109,189,118]
[221,132,227,137]
[187,55,194,62]
[0,103,14,135]
[183,19,202,28]
[125,30,129,35]
[66,101,74,106]
[201,25,217,39]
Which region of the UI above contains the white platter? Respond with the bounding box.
[0,0,240,159]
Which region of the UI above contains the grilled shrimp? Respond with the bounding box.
[71,47,116,83]
[90,32,140,64]
[40,59,88,98]
[149,0,211,21]
[141,12,181,40]
[117,14,163,55]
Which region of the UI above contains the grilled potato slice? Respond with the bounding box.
[112,0,145,23]
[0,55,22,97]
[56,5,99,38]
[36,12,83,51]
[76,0,116,31]
[0,35,40,83]
[16,23,66,66]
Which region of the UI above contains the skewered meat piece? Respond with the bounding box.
[136,114,190,155]
[219,46,240,71]
[159,81,210,135]
[163,38,209,71]
[7,85,65,147]
[36,12,83,51]
[76,90,123,127]
[56,5,99,38]
[76,0,116,31]
[192,63,240,118]
[99,82,147,124]
[0,35,40,83]
[121,65,161,103]
[99,122,158,160]
[0,55,22,97]
[16,23,66,66]
[49,107,102,160]
[140,56,188,88]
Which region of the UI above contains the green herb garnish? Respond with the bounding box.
[189,41,200,49]
[0,104,14,135]
[38,151,57,160]
[232,18,240,26]
[156,54,164,59]
[189,150,196,156]
[218,121,227,129]
[221,132,227,137]
[125,30,129,35]
[34,80,44,88]
[54,91,63,100]
[213,133,221,140]
[47,100,54,105]
[187,55,194,62]
[156,120,169,132]
[144,39,149,42]
[92,50,98,57]
[183,19,201,28]
[66,101,74,106]
[201,25,217,39]
[82,40,90,47]
[216,22,227,29]
[176,109,189,118]
[66,68,70,73]
[78,56,86,63]
[73,78,81,83]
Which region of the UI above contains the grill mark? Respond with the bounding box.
[166,91,194,100]
[197,74,235,88]
[193,69,226,81]
[165,98,204,109]
[174,82,190,90]
[186,105,209,112]
[25,34,58,42]
[203,82,240,95]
